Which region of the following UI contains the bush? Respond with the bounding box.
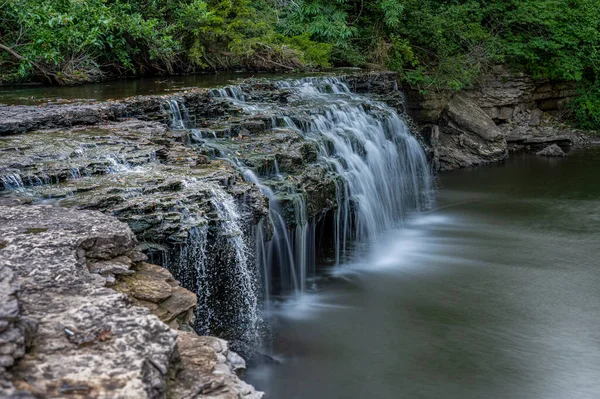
[569,79,600,130]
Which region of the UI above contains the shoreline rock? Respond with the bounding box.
[0,205,262,399]
[536,143,568,157]
[403,66,597,171]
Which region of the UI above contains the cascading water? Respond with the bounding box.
[280,77,433,261]
[212,76,432,292]
[161,75,431,351]
[167,98,188,130]
[243,169,315,301]
[205,183,260,347]
[1,174,25,191]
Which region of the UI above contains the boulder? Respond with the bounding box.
[433,93,507,170]
[536,144,568,157]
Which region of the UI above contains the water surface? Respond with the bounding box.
[248,148,600,399]
[0,73,260,105]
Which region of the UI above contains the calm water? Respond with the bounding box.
[247,148,600,399]
[0,73,261,105]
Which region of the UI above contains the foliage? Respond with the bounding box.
[569,79,600,130]
[0,0,329,83]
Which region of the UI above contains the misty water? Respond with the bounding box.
[247,148,600,399]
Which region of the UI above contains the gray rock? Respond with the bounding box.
[528,109,544,126]
[536,144,568,157]
[434,93,507,170]
[0,205,262,399]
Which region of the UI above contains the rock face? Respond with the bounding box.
[0,205,262,399]
[433,93,507,170]
[404,66,594,170]
[536,144,568,157]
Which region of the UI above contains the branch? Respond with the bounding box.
[0,42,59,84]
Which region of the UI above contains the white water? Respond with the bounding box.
[165,76,432,346]
[167,98,188,130]
[208,183,260,345]
[213,76,432,297]
[1,174,25,191]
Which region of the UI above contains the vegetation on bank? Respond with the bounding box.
[0,0,599,127]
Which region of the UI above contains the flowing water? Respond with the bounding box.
[246,147,600,399]
[209,76,432,303]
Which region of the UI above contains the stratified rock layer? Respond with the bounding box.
[434,93,508,170]
[0,205,262,399]
[405,66,597,170]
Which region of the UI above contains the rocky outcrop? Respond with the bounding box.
[0,71,427,348]
[113,262,198,331]
[0,102,123,136]
[0,205,262,399]
[430,93,507,170]
[404,66,595,170]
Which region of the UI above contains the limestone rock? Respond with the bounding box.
[169,332,263,399]
[434,93,507,170]
[536,144,568,157]
[0,205,261,399]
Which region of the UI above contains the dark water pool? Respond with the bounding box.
[247,148,600,399]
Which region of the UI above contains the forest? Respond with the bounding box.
[0,0,599,127]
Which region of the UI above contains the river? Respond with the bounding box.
[247,148,600,399]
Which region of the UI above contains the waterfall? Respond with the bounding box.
[214,76,432,283]
[162,75,431,346]
[244,169,314,299]
[206,184,260,347]
[278,77,433,260]
[167,98,188,130]
[210,86,245,101]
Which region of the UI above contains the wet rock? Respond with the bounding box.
[169,332,263,399]
[536,144,568,157]
[0,102,123,136]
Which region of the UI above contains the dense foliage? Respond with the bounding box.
[0,0,330,84]
[0,0,599,127]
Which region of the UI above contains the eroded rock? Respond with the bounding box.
[0,205,262,399]
[434,93,508,170]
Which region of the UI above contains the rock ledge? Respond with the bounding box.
[0,205,262,399]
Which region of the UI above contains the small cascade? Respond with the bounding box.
[177,224,211,330]
[244,170,315,299]
[210,86,246,101]
[206,184,260,347]
[104,153,133,174]
[276,76,351,94]
[1,174,25,191]
[167,98,188,130]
